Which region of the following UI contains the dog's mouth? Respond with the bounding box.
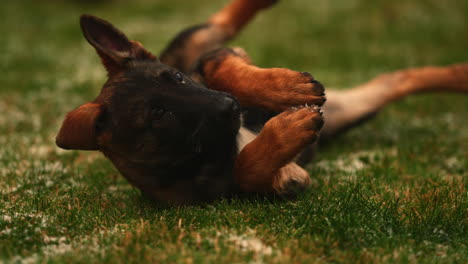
[187,107,241,154]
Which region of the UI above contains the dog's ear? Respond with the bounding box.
[80,14,157,75]
[56,103,105,150]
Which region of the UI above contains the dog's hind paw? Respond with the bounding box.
[273,162,312,198]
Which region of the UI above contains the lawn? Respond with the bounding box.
[1,0,467,263]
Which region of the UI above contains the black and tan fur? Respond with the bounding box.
[56,0,468,204]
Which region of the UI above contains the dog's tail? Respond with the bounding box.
[320,63,468,138]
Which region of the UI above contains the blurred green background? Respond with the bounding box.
[0,0,467,263]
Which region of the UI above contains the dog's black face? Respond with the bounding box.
[100,60,241,169]
[56,15,242,203]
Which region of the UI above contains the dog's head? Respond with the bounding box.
[56,16,241,200]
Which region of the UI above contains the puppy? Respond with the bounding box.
[56,0,468,204]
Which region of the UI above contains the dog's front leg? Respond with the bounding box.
[234,106,323,195]
[198,48,326,112]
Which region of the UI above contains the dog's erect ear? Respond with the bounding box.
[56,103,105,150]
[80,14,157,75]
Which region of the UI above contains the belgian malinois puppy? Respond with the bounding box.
[56,0,468,204]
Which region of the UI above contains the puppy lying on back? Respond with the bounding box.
[56,0,468,204]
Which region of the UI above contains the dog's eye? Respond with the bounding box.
[174,72,185,83]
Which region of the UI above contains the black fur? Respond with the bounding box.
[97,60,242,202]
[160,24,210,73]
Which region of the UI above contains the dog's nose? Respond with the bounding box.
[214,96,240,119]
[210,95,241,128]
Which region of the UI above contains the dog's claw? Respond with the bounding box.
[301,71,313,78]
[311,80,325,95]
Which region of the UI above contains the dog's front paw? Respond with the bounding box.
[256,69,326,111]
[262,105,324,163]
[234,105,322,195]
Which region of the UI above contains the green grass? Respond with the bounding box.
[1,0,467,263]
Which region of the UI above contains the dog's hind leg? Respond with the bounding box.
[160,0,278,73]
[234,106,323,196]
[321,63,468,139]
[207,0,278,39]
